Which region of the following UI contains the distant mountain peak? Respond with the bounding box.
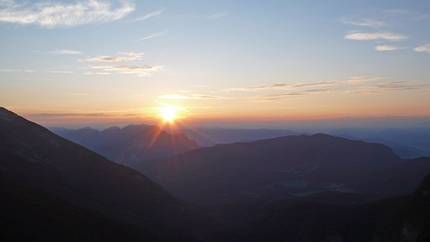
[56,122,200,166]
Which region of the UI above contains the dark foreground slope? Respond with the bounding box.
[0,107,212,242]
[134,134,430,206]
[216,158,430,242]
[56,124,199,166]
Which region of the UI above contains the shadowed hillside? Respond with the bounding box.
[0,107,213,241]
[134,134,430,206]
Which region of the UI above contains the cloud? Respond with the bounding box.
[159,93,225,99]
[134,8,163,21]
[340,19,387,28]
[227,81,340,92]
[0,69,20,72]
[374,45,406,51]
[305,88,344,93]
[222,76,429,101]
[47,70,74,73]
[27,111,142,119]
[227,83,290,91]
[79,52,143,62]
[346,76,385,84]
[414,44,430,53]
[259,92,304,100]
[134,30,167,41]
[207,10,229,19]
[345,31,408,41]
[367,81,428,91]
[385,9,411,15]
[291,81,340,88]
[0,0,135,28]
[50,49,83,55]
[0,69,37,72]
[385,9,429,20]
[89,65,162,76]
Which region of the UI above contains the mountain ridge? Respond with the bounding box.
[133,133,430,206]
[55,123,200,166]
[0,107,212,241]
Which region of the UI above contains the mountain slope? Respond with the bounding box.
[218,158,430,242]
[133,134,430,205]
[56,124,199,166]
[0,107,211,241]
[179,127,298,147]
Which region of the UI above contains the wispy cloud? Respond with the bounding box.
[346,76,386,84]
[227,83,290,92]
[340,18,387,28]
[385,9,412,15]
[259,92,304,100]
[134,30,167,41]
[386,9,429,20]
[134,8,163,21]
[0,69,37,72]
[79,52,143,62]
[414,44,430,53]
[374,45,407,51]
[207,10,229,19]
[89,65,163,76]
[159,93,225,99]
[0,69,21,72]
[0,0,135,28]
[292,81,340,88]
[345,31,408,41]
[27,111,143,119]
[50,49,83,55]
[227,81,341,92]
[367,81,428,91]
[47,70,74,74]
[221,76,427,101]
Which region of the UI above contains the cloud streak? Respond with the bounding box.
[159,93,225,99]
[50,49,83,55]
[340,19,387,28]
[345,31,408,41]
[207,10,229,19]
[89,65,162,76]
[374,45,406,51]
[134,8,163,21]
[0,0,135,28]
[220,76,427,101]
[134,30,167,41]
[79,52,143,62]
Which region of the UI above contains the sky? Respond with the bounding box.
[1,0,430,130]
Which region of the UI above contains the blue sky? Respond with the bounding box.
[1,0,430,129]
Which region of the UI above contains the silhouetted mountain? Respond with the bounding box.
[54,124,199,166]
[133,134,430,206]
[0,107,212,241]
[179,127,299,147]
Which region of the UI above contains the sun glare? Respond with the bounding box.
[160,106,177,122]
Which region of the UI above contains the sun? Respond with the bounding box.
[160,106,177,122]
